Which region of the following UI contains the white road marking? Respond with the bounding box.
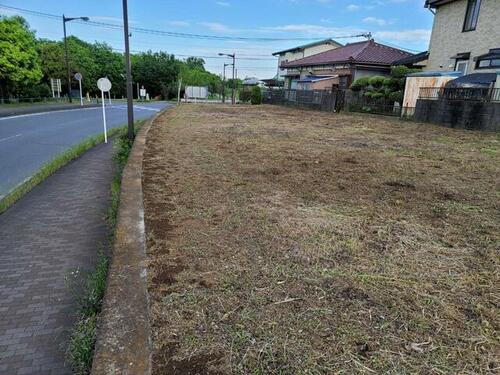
[133,105,160,112]
[0,105,127,121]
[112,104,160,112]
[0,133,22,143]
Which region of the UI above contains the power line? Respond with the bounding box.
[111,48,277,61]
[0,3,369,43]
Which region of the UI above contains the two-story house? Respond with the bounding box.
[280,40,413,90]
[273,39,342,89]
[425,0,500,75]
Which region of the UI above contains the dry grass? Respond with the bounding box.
[142,104,499,374]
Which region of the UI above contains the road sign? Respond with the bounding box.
[97,77,112,92]
[97,77,112,143]
[74,73,83,106]
[50,78,61,98]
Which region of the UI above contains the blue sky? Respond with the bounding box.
[0,0,434,79]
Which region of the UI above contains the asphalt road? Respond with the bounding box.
[0,101,170,198]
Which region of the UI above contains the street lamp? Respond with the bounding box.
[219,53,236,104]
[63,15,89,103]
[222,62,233,104]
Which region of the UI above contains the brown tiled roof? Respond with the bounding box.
[281,40,414,68]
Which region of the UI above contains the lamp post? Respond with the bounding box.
[222,62,232,104]
[219,53,236,104]
[63,15,89,103]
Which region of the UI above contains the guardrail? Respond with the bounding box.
[419,87,500,102]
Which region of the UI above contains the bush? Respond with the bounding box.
[391,65,419,79]
[368,76,386,89]
[250,86,262,105]
[350,76,370,91]
[239,89,252,103]
[388,90,404,104]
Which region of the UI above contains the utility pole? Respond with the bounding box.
[63,15,89,103]
[231,54,236,105]
[223,63,229,104]
[219,53,236,105]
[122,0,135,141]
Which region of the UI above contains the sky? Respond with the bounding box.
[0,0,434,79]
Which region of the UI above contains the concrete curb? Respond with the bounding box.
[91,107,170,375]
[0,103,101,118]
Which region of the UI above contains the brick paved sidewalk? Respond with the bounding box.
[0,142,114,375]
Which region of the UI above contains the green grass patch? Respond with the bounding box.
[65,123,142,375]
[0,126,127,215]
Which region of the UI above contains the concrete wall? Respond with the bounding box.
[277,42,340,79]
[414,99,500,131]
[304,43,340,57]
[427,0,500,74]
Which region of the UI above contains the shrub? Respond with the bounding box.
[350,76,370,91]
[239,89,252,103]
[368,76,386,89]
[250,86,262,105]
[391,65,419,79]
[388,90,404,104]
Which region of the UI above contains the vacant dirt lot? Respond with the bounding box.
[143,104,499,374]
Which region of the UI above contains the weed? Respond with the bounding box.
[143,105,499,374]
[65,124,142,374]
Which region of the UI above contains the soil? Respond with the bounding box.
[143,104,499,374]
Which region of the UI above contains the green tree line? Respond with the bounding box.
[0,15,232,100]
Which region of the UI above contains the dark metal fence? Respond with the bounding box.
[419,87,500,102]
[262,89,340,112]
[345,90,402,117]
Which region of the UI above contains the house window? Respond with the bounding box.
[463,0,482,32]
[455,59,468,74]
[474,48,500,69]
[476,58,500,69]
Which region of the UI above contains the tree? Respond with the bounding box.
[132,51,180,98]
[185,57,206,71]
[38,37,99,96]
[0,16,42,97]
[91,42,125,97]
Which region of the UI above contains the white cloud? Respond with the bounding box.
[373,29,431,42]
[363,17,387,26]
[216,1,230,6]
[200,22,235,33]
[346,4,360,11]
[168,20,190,27]
[260,24,364,37]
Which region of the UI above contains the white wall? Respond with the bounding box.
[427,0,500,74]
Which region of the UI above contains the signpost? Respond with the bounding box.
[50,78,61,98]
[74,73,83,106]
[97,77,112,143]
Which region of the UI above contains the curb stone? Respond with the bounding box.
[91,107,171,375]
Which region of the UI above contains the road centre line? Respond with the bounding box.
[0,105,128,121]
[0,133,22,143]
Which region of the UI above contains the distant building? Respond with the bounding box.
[272,39,343,89]
[241,77,263,87]
[425,0,500,74]
[280,40,413,89]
